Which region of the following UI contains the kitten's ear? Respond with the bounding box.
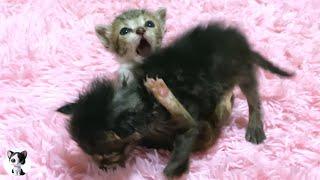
[21,150,27,157]
[95,24,112,49]
[155,8,166,24]
[7,151,13,158]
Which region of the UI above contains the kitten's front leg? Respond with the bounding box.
[214,90,234,125]
[144,77,197,130]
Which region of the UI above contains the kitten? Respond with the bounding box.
[56,8,166,114]
[95,8,166,83]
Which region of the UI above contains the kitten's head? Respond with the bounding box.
[68,78,144,169]
[7,151,27,166]
[95,8,166,64]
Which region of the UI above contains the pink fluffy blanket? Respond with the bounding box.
[0,0,319,179]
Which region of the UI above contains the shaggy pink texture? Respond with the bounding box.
[0,0,319,179]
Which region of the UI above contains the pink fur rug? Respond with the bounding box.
[0,0,319,179]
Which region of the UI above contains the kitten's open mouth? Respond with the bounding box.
[136,38,151,57]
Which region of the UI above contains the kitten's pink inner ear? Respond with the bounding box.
[7,151,13,158]
[21,150,27,157]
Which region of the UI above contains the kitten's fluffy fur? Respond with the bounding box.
[95,8,166,82]
[66,23,294,178]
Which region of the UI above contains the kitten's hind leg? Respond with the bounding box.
[163,128,199,178]
[214,90,234,125]
[239,73,266,144]
[144,77,197,130]
[144,77,199,177]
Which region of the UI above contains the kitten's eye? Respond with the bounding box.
[120,27,131,35]
[145,20,155,28]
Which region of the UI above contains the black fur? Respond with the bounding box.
[63,23,294,178]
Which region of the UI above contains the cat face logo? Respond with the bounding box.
[7,150,27,176]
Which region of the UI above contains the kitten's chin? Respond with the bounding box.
[136,37,152,58]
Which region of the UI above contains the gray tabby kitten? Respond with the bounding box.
[56,9,166,114]
[95,8,166,83]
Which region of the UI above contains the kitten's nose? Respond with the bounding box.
[136,27,146,35]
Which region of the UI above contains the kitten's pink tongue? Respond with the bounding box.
[137,38,151,57]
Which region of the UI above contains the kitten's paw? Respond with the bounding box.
[245,126,266,144]
[93,154,120,172]
[163,161,188,178]
[144,77,169,98]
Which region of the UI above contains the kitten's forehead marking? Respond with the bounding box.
[117,9,146,20]
[126,16,147,29]
[114,9,156,29]
[12,154,18,160]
